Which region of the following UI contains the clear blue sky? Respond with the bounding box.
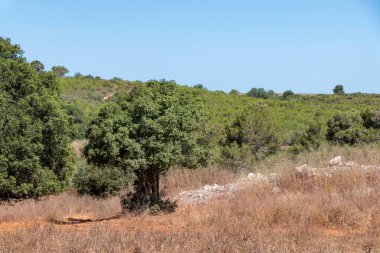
[1,0,380,93]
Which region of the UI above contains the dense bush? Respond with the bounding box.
[224,103,279,169]
[282,90,294,97]
[246,87,275,99]
[333,85,345,95]
[361,109,380,129]
[326,113,380,145]
[73,162,128,198]
[229,89,239,95]
[290,122,323,154]
[0,38,73,200]
[51,66,69,77]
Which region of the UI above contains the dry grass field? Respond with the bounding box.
[0,145,380,253]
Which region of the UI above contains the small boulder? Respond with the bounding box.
[203,185,212,191]
[295,164,318,177]
[344,161,359,167]
[329,156,343,167]
[247,173,269,183]
[256,173,269,183]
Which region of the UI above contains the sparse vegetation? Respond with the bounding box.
[0,146,380,252]
[1,37,380,252]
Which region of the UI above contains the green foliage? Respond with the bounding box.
[326,113,380,145]
[282,90,294,97]
[58,74,380,165]
[0,37,73,200]
[290,122,323,154]
[30,60,44,72]
[229,89,239,95]
[73,162,129,198]
[52,66,69,77]
[361,109,380,129]
[224,103,279,169]
[333,85,345,95]
[193,83,207,90]
[246,87,275,99]
[0,37,24,59]
[82,80,207,209]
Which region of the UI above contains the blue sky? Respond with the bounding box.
[1,0,380,93]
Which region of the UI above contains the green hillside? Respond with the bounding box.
[60,76,380,146]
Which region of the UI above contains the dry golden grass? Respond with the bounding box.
[0,192,121,222]
[0,145,380,252]
[162,165,238,197]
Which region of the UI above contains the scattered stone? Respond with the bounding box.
[345,161,359,167]
[295,164,319,177]
[329,156,343,167]
[272,186,281,193]
[247,173,256,180]
[177,156,379,204]
[247,172,270,183]
[256,173,269,183]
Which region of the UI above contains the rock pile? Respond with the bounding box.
[177,172,280,204]
[176,183,238,204]
[176,156,380,204]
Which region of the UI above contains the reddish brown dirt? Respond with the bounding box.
[0,206,208,233]
[0,210,367,238]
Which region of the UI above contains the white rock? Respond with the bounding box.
[329,156,343,167]
[247,173,256,180]
[344,161,359,167]
[295,164,319,176]
[256,173,269,183]
[203,185,211,191]
[295,164,312,173]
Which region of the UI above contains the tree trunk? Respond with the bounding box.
[122,168,176,212]
[136,168,160,200]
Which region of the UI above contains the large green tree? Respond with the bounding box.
[82,80,207,210]
[0,37,73,200]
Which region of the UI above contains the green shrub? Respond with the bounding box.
[73,162,129,198]
[361,109,380,129]
[290,123,323,154]
[0,37,73,200]
[326,113,380,145]
[333,85,345,95]
[224,103,279,169]
[246,88,275,99]
[282,90,295,97]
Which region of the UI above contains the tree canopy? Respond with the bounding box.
[246,87,275,99]
[30,60,45,72]
[52,65,69,77]
[282,90,294,97]
[82,80,208,210]
[0,37,73,200]
[333,85,345,95]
